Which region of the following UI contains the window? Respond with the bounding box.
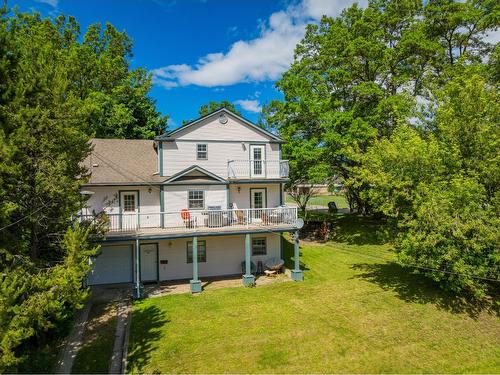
[252,237,267,256]
[197,144,208,160]
[188,190,204,209]
[187,240,206,263]
[123,193,136,212]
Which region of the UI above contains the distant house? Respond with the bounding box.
[80,109,303,295]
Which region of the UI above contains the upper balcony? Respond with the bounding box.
[227,160,289,180]
[79,206,298,239]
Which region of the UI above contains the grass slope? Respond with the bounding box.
[127,215,500,374]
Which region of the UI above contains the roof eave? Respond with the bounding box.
[156,108,283,142]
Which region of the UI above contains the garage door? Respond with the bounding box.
[87,245,133,285]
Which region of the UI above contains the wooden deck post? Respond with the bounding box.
[291,230,304,281]
[242,233,255,286]
[190,236,202,293]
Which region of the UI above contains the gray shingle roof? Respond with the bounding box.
[83,138,165,185]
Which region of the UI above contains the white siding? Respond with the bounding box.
[172,113,271,141]
[157,233,281,280]
[163,185,227,212]
[162,141,280,178]
[162,184,227,228]
[82,186,161,228]
[229,183,282,209]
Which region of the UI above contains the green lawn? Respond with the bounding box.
[285,194,349,209]
[127,215,500,374]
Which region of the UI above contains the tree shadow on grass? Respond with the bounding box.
[352,262,498,319]
[330,214,398,246]
[127,304,169,373]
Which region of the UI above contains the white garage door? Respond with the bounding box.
[88,245,133,285]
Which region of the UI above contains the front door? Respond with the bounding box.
[120,191,139,230]
[250,145,265,177]
[140,243,158,282]
[251,188,266,220]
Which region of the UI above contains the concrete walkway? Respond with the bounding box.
[109,300,131,374]
[55,285,131,374]
[143,273,290,298]
[54,300,92,374]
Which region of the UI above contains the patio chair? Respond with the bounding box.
[234,209,247,225]
[180,209,196,228]
[240,260,256,274]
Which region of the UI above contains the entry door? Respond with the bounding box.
[120,191,138,230]
[250,145,265,177]
[251,189,267,221]
[140,243,158,282]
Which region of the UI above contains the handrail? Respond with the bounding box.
[227,159,289,179]
[78,206,298,233]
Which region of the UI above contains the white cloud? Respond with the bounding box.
[152,0,366,89]
[34,0,59,8]
[235,99,262,113]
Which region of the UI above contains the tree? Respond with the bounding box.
[287,183,320,216]
[0,8,166,368]
[3,12,168,140]
[198,100,240,117]
[266,0,425,214]
[182,100,241,125]
[0,224,100,372]
[360,70,499,297]
[266,0,498,214]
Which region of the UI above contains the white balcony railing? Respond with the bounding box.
[227,160,289,179]
[79,206,298,234]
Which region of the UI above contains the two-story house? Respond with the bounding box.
[80,108,303,296]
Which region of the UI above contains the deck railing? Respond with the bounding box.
[227,160,289,179]
[79,206,298,233]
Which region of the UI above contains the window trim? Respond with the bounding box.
[188,189,205,210]
[196,143,208,160]
[186,240,207,263]
[252,237,267,256]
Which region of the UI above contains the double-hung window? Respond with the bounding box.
[197,144,208,160]
[187,240,207,263]
[188,190,204,209]
[252,237,267,256]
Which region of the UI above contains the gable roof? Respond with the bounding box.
[164,165,228,184]
[83,138,164,185]
[156,108,283,142]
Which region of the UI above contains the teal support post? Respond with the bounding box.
[242,234,255,286]
[160,185,164,228]
[133,238,143,299]
[291,231,303,281]
[190,236,202,293]
[226,185,230,209]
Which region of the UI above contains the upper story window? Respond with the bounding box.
[188,190,204,209]
[197,144,208,160]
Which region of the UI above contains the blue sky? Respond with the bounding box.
[8,0,366,129]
